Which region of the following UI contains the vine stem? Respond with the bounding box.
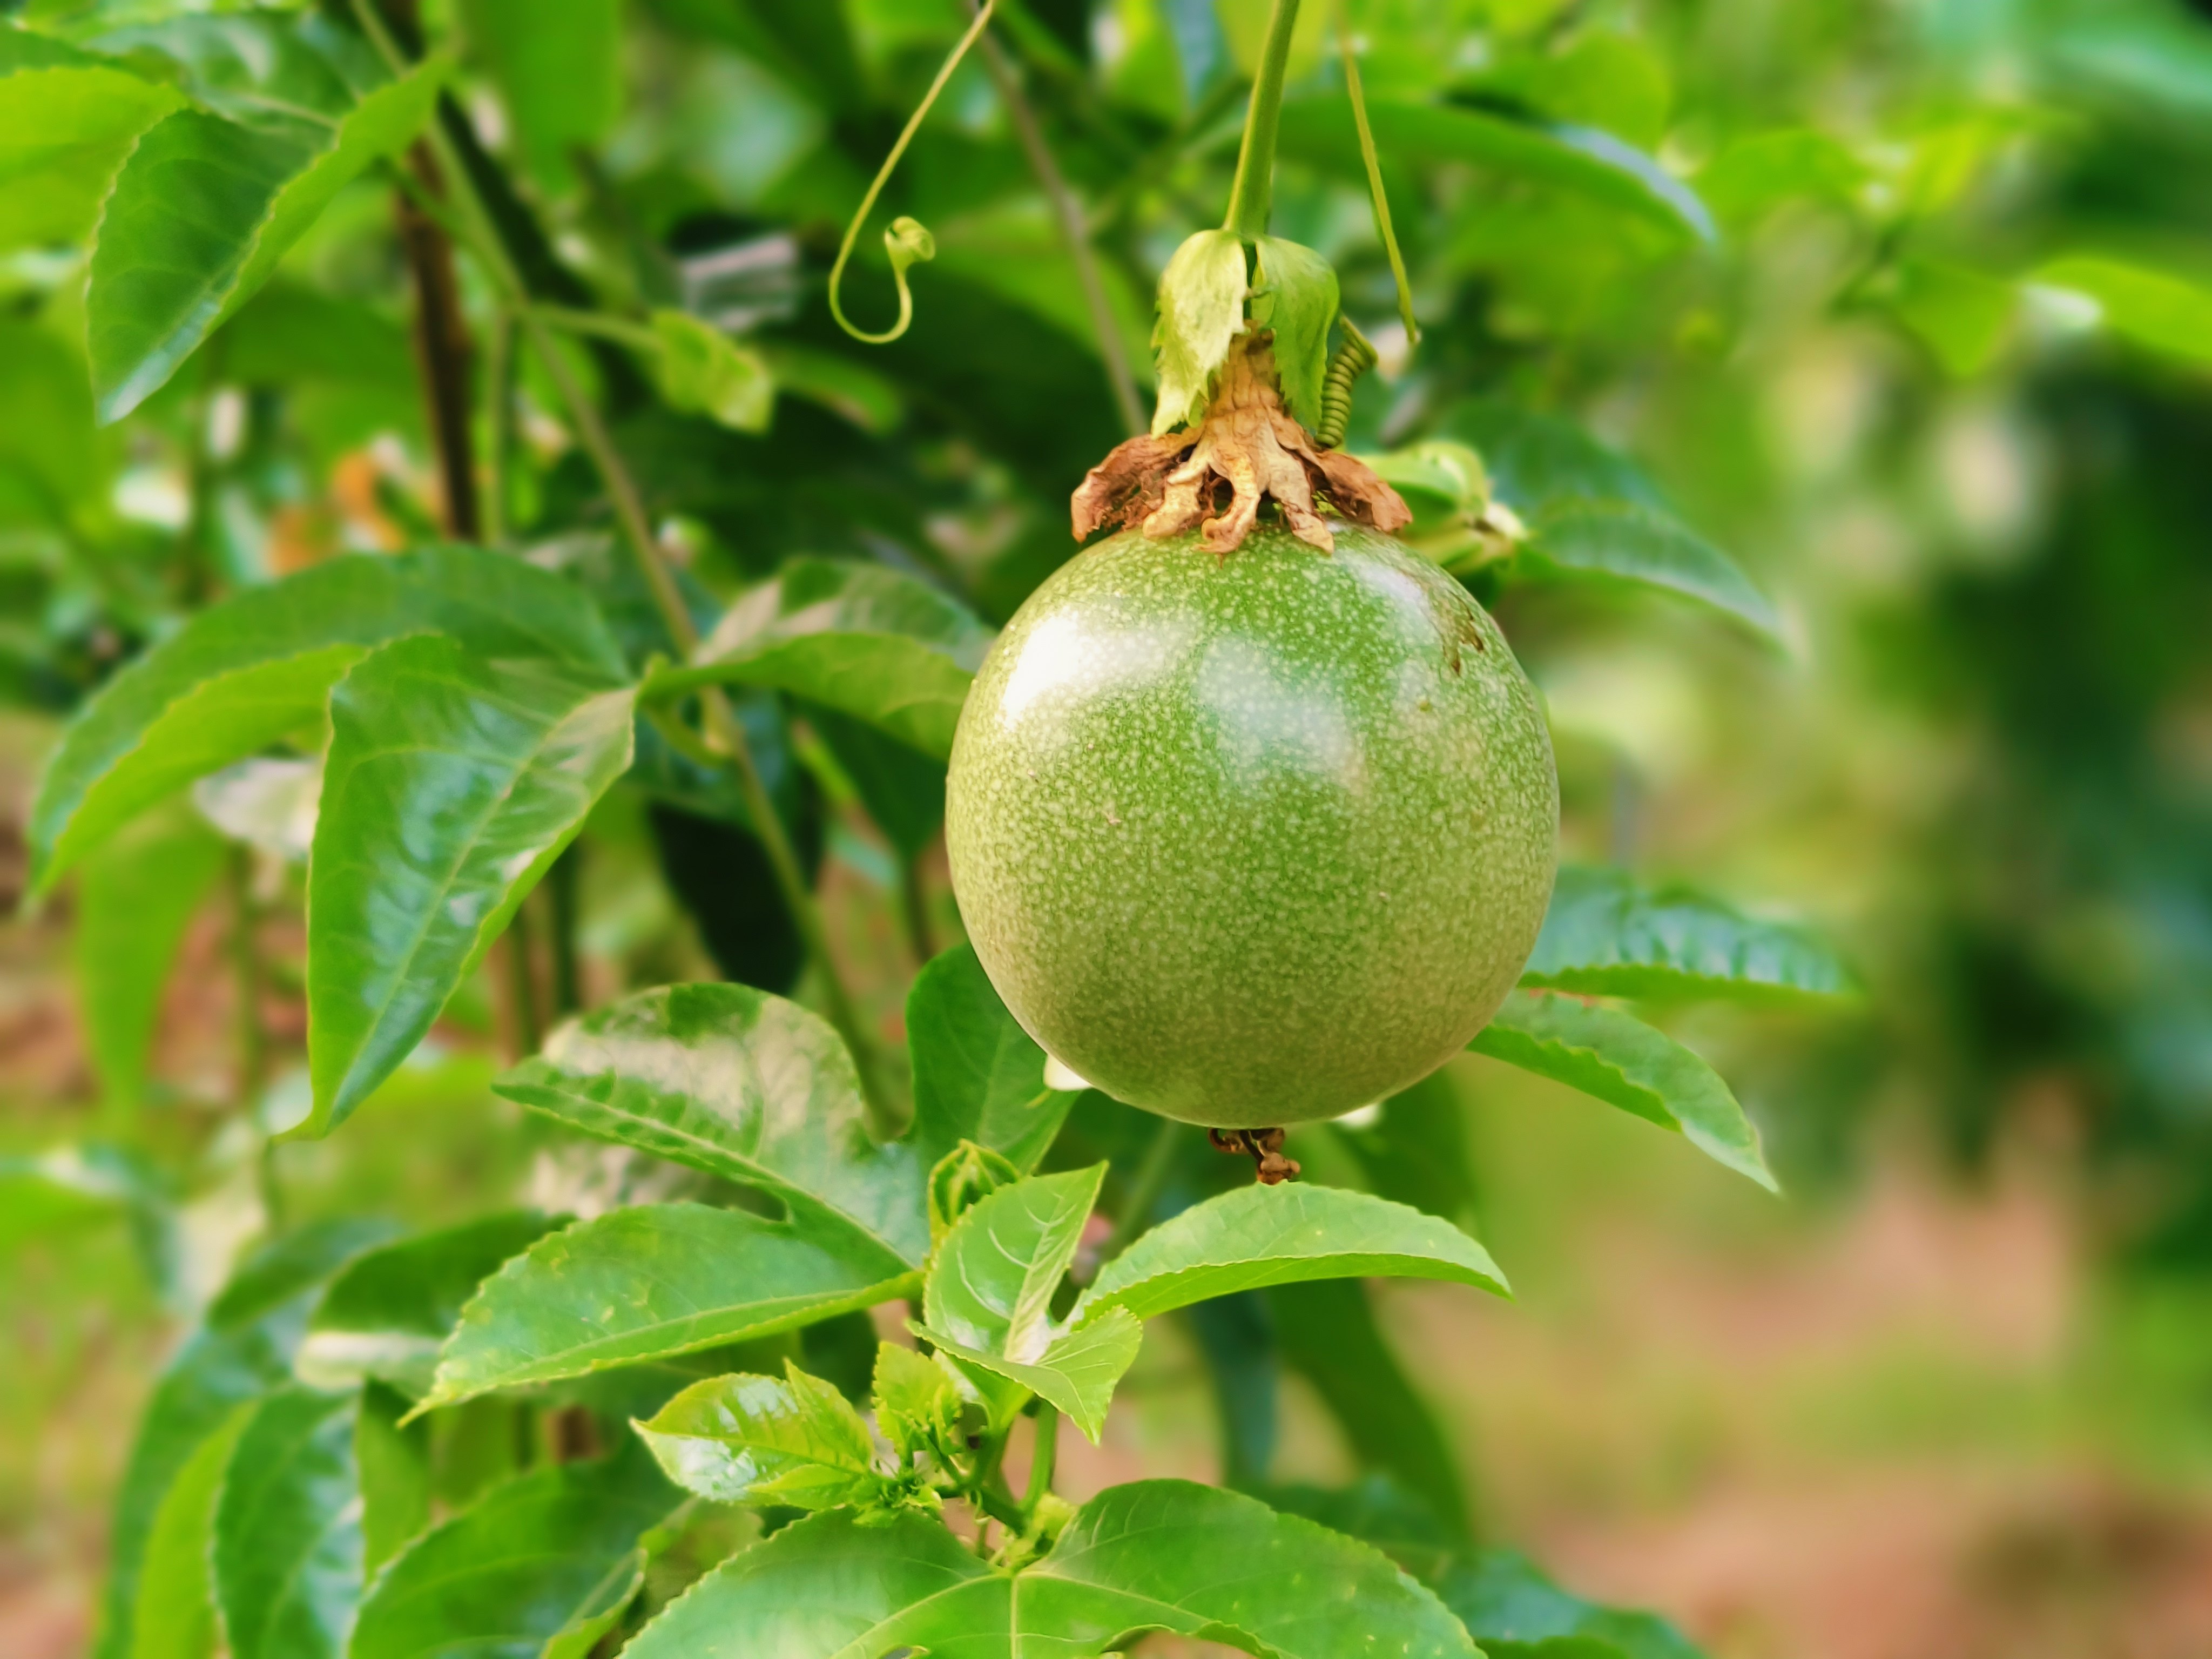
[1024,1404,1060,1508]
[971,8,1144,436]
[1223,0,1305,242]
[1334,1,1419,343]
[348,0,892,1127]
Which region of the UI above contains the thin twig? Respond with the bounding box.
[974,12,1144,436]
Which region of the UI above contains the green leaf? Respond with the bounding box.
[925,1166,1102,1365]
[1335,1069,1482,1227]
[95,1220,389,1659]
[211,1386,363,1659]
[0,1143,171,1261]
[306,638,636,1135]
[671,557,994,761]
[1269,1279,1469,1536]
[803,700,944,858]
[914,1305,1143,1442]
[1522,865,1857,1005]
[127,1404,251,1659]
[349,1446,675,1659]
[2032,254,2212,366]
[29,546,626,894]
[0,39,187,253]
[457,0,619,193]
[298,1211,560,1395]
[91,15,378,126]
[1262,1473,1462,1583]
[87,58,446,420]
[623,1482,1477,1659]
[73,804,227,1114]
[652,310,774,433]
[417,1203,909,1413]
[907,943,1082,1174]
[633,1362,888,1508]
[1442,400,1667,514]
[1441,1549,1707,1659]
[1251,237,1339,430]
[1471,992,1777,1191]
[871,1341,960,1464]
[919,1165,1105,1426]
[1277,95,1714,244]
[493,983,930,1269]
[1151,226,1249,435]
[1513,500,1783,643]
[1079,1182,1508,1323]
[355,1384,431,1579]
[1483,29,1673,150]
[1887,255,2015,377]
[1694,129,1870,227]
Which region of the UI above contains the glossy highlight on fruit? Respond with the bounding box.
[947,523,1559,1127]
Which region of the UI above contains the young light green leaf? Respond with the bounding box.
[28,547,626,894]
[456,0,619,193]
[907,943,1082,1174]
[1522,865,1857,1004]
[2032,254,2212,366]
[211,1386,363,1659]
[0,38,188,252]
[417,1203,911,1413]
[305,638,636,1136]
[1078,1183,1508,1324]
[651,309,775,432]
[87,58,446,420]
[1472,992,1778,1191]
[1695,129,1871,227]
[913,1305,1142,1443]
[871,1341,959,1463]
[1151,227,1249,434]
[94,1220,389,1659]
[927,1138,1022,1244]
[127,1404,251,1659]
[924,1166,1104,1365]
[623,1482,1478,1659]
[493,984,929,1270]
[298,1211,559,1395]
[1889,255,2015,377]
[1251,237,1339,431]
[634,1363,888,1509]
[1515,501,1783,643]
[1441,1549,1709,1659]
[73,805,227,1114]
[349,1446,674,1659]
[665,557,994,760]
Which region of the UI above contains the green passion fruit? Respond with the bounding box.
[946,521,1559,1128]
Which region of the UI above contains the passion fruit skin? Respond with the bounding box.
[946,522,1559,1128]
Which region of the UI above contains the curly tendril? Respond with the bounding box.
[1316,316,1378,449]
[828,0,996,345]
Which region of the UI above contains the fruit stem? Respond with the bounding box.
[1223,0,1304,242]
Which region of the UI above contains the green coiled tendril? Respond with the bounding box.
[828,0,996,346]
[1316,316,1378,449]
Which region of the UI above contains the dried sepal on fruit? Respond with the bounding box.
[1071,336,1411,556]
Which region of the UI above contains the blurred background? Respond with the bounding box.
[5,0,2212,1655]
